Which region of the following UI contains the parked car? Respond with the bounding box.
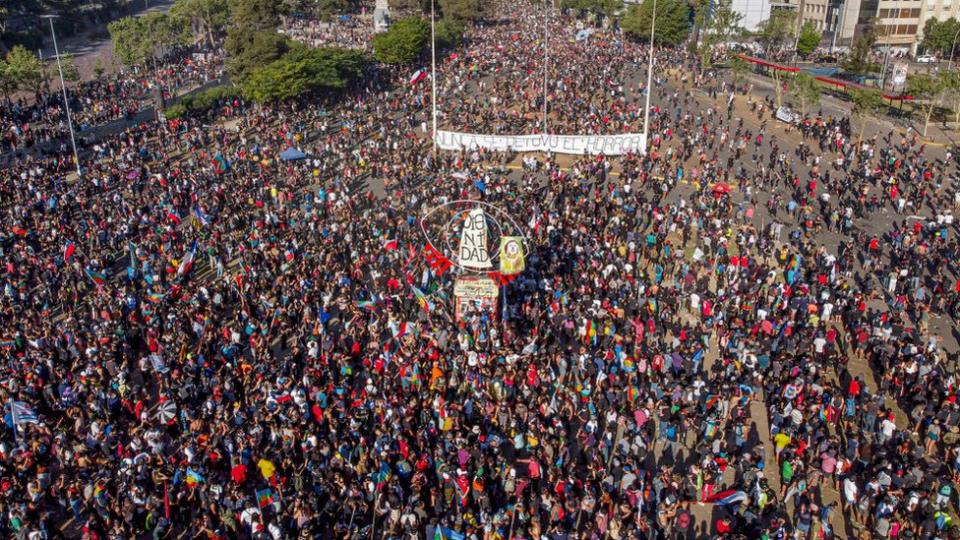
[916,54,937,63]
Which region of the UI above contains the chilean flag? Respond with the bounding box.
[177,241,197,277]
[167,209,182,225]
[409,68,428,86]
[703,489,748,506]
[63,241,76,263]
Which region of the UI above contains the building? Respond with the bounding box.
[824,0,960,54]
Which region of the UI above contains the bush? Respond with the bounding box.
[165,85,241,118]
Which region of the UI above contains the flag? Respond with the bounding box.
[10,401,39,426]
[63,241,76,263]
[146,291,166,303]
[256,488,276,508]
[163,481,170,519]
[128,241,137,270]
[11,226,27,237]
[214,152,230,174]
[193,206,210,227]
[703,489,748,506]
[411,286,431,315]
[85,268,107,287]
[583,319,596,345]
[177,241,197,277]
[383,238,399,251]
[167,209,181,225]
[409,68,429,85]
[356,300,376,311]
[185,468,204,486]
[435,526,465,540]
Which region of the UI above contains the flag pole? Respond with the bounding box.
[543,0,549,134]
[431,0,438,156]
[642,0,657,155]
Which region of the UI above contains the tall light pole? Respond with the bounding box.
[41,14,81,178]
[431,0,437,154]
[543,0,549,134]
[642,0,657,154]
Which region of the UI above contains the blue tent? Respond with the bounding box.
[279,147,307,161]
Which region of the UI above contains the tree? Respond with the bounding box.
[796,20,821,57]
[109,17,150,66]
[171,0,231,48]
[315,0,350,20]
[241,46,368,102]
[4,45,43,93]
[788,72,820,116]
[225,0,286,80]
[906,72,947,136]
[729,55,749,86]
[921,17,960,58]
[696,0,742,68]
[843,20,877,77]
[941,69,960,124]
[621,0,691,46]
[372,17,429,65]
[439,0,488,22]
[390,0,427,16]
[109,14,188,68]
[94,58,105,79]
[434,19,464,50]
[757,10,795,54]
[59,53,81,84]
[850,88,886,147]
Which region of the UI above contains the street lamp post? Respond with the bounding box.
[642,0,657,154]
[41,15,81,178]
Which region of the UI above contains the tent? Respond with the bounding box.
[279,147,307,161]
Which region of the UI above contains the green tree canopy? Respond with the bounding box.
[241,46,368,102]
[757,10,795,53]
[621,0,691,46]
[372,17,430,65]
[850,87,886,145]
[439,0,488,22]
[843,19,877,76]
[225,0,287,80]
[4,45,43,93]
[171,0,231,47]
[435,18,465,50]
[58,53,81,83]
[108,13,188,67]
[906,72,947,136]
[788,72,820,116]
[922,17,960,58]
[796,20,821,57]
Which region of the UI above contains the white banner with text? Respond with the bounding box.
[435,130,648,156]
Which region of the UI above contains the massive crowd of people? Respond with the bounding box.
[1,2,959,540]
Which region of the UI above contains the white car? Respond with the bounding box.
[916,55,937,63]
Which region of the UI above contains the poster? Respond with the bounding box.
[499,236,525,275]
[453,276,499,321]
[457,208,492,269]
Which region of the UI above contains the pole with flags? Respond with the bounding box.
[642,0,657,155]
[431,0,438,155]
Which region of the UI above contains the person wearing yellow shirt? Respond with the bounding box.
[774,431,791,465]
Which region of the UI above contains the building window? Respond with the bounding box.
[878,8,889,16]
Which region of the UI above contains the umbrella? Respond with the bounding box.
[279,147,306,161]
[155,398,177,425]
[713,183,731,195]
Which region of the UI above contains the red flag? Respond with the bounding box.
[63,241,76,263]
[163,481,170,519]
[383,238,398,251]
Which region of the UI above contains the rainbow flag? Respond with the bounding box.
[146,292,166,303]
[185,468,204,487]
[411,286,431,315]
